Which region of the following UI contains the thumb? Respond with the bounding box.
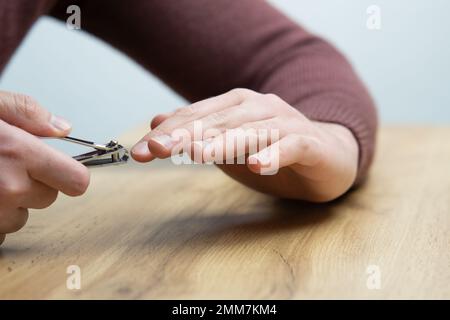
[0,91,71,137]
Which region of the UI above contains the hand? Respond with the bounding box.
[0,91,90,246]
[131,89,358,202]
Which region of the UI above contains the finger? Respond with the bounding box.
[200,129,261,164]
[0,207,28,234]
[20,180,59,209]
[195,93,282,133]
[24,135,90,196]
[148,102,277,160]
[200,118,282,163]
[0,91,71,137]
[131,114,172,161]
[156,88,254,131]
[247,134,323,175]
[130,138,156,162]
[176,99,276,142]
[150,113,172,129]
[131,89,256,159]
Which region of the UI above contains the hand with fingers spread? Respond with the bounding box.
[0,91,90,246]
[131,88,359,202]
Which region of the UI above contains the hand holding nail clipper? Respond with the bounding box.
[0,91,90,245]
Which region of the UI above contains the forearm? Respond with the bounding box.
[255,37,377,185]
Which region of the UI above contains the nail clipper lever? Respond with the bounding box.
[60,136,129,167]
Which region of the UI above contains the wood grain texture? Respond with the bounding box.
[0,126,449,299]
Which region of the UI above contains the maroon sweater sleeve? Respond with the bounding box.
[2,0,378,184]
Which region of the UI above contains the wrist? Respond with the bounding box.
[313,120,358,151]
[290,121,359,201]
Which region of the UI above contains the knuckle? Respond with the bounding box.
[299,140,311,154]
[264,93,283,106]
[150,126,168,137]
[174,105,196,117]
[207,111,226,127]
[0,180,27,200]
[8,216,28,233]
[240,122,255,132]
[290,133,308,150]
[13,93,40,120]
[244,118,276,132]
[150,114,167,129]
[0,137,22,160]
[38,189,59,209]
[63,164,90,197]
[229,88,256,99]
[71,166,90,196]
[290,134,321,156]
[0,209,29,234]
[232,104,248,117]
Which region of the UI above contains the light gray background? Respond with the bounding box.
[1,0,449,146]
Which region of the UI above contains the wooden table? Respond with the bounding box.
[0,126,449,299]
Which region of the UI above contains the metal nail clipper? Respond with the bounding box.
[60,136,129,167]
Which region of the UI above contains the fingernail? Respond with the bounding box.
[151,135,175,149]
[251,151,271,166]
[202,140,214,155]
[50,115,71,132]
[132,141,150,156]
